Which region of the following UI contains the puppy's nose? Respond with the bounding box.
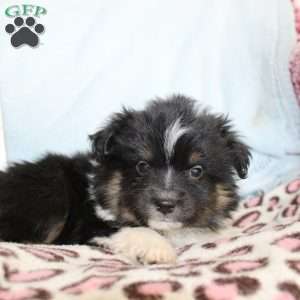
[152,198,177,214]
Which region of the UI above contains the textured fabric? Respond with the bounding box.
[291,0,300,104]
[0,178,300,300]
[0,0,300,196]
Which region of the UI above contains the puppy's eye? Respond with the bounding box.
[190,165,203,179]
[136,161,150,175]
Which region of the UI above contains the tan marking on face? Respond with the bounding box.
[187,184,235,229]
[215,184,234,210]
[105,171,122,215]
[189,152,203,165]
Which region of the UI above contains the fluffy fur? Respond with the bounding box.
[0,95,251,263]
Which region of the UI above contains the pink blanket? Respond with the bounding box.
[0,178,300,300]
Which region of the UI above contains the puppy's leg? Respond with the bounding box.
[90,227,177,264]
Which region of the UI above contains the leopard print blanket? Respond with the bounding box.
[0,178,300,300]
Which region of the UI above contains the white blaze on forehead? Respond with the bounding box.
[164,118,189,161]
[164,168,173,189]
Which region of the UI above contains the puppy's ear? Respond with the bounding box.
[89,108,135,161]
[89,129,115,161]
[218,116,251,179]
[229,139,251,179]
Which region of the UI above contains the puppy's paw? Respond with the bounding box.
[88,237,113,253]
[110,227,177,264]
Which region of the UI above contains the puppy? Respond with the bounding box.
[0,95,251,264]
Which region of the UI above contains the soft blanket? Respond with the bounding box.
[0,178,300,300]
[1,0,300,198]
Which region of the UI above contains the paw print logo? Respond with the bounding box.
[5,17,44,48]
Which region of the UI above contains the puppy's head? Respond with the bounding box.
[90,95,251,231]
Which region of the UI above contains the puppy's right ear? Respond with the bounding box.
[89,108,135,161]
[89,129,115,161]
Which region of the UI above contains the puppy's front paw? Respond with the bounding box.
[88,237,113,253]
[110,227,177,264]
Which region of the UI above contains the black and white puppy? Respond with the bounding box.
[0,95,251,264]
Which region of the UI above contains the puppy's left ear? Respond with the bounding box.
[229,139,251,179]
[218,117,251,179]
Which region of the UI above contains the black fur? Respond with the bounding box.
[0,95,251,243]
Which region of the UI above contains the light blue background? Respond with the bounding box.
[0,0,300,195]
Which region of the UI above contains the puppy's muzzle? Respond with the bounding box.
[151,189,186,215]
